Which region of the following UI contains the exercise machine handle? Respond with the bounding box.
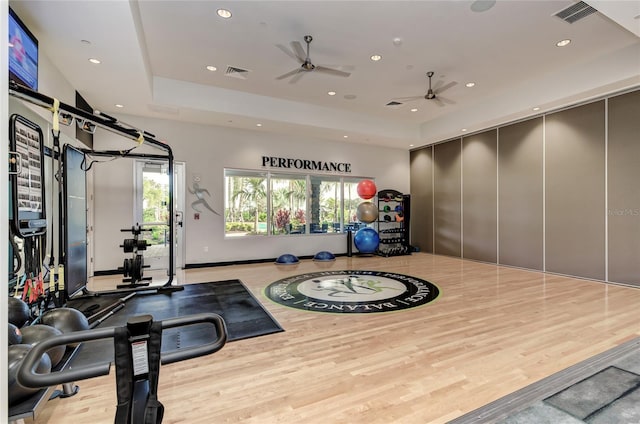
[160,313,227,365]
[17,313,227,389]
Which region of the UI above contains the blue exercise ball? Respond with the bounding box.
[354,227,380,254]
[275,253,299,265]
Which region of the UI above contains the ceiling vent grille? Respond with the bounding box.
[225,66,251,79]
[554,1,597,23]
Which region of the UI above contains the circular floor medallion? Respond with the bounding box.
[265,270,440,314]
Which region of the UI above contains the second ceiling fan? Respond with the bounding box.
[276,35,351,83]
[394,72,457,107]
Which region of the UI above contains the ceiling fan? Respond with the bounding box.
[394,71,457,107]
[276,35,351,83]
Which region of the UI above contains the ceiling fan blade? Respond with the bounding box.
[393,95,424,102]
[276,68,302,80]
[433,97,446,107]
[439,96,456,105]
[436,81,458,94]
[314,66,351,77]
[289,69,306,84]
[276,44,303,63]
[291,41,307,62]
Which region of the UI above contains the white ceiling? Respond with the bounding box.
[9,0,640,150]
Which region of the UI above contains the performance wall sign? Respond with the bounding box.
[262,156,351,173]
[265,270,440,314]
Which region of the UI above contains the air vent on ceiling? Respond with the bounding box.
[386,101,404,108]
[225,66,251,79]
[554,1,597,23]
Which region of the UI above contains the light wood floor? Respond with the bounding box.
[31,253,640,423]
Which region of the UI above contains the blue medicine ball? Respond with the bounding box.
[275,253,299,265]
[354,227,380,254]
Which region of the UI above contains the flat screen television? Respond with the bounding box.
[9,6,38,91]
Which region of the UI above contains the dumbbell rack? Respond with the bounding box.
[117,224,152,289]
[376,189,412,257]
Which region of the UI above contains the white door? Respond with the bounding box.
[173,161,186,270]
[134,160,185,277]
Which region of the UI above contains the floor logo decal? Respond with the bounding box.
[265,270,440,313]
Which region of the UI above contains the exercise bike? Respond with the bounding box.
[18,313,227,424]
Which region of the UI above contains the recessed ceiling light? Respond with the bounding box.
[409,144,414,147]
[370,54,382,61]
[206,65,217,71]
[533,107,540,111]
[465,82,475,88]
[88,58,101,64]
[217,8,232,18]
[328,91,336,96]
[343,135,349,139]
[80,39,91,45]
[115,104,124,108]
[410,108,418,112]
[556,39,571,47]
[256,123,262,127]
[461,128,467,132]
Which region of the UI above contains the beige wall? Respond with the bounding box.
[410,88,639,286]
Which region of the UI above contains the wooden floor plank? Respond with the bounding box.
[31,253,640,423]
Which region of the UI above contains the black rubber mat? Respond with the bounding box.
[66,280,284,367]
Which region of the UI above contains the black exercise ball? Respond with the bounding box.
[20,325,65,368]
[8,323,22,345]
[40,308,90,348]
[8,344,52,406]
[8,297,31,327]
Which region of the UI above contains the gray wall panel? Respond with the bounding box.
[410,147,434,253]
[462,130,497,262]
[608,90,640,286]
[545,101,605,280]
[498,118,544,270]
[434,140,462,257]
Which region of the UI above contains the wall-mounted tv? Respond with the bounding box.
[9,6,39,91]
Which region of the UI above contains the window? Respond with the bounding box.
[271,174,307,235]
[224,170,268,236]
[224,169,372,237]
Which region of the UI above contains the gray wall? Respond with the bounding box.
[462,130,497,263]
[498,118,544,270]
[409,147,433,253]
[410,88,639,286]
[545,100,605,280]
[433,140,461,257]
[607,90,640,285]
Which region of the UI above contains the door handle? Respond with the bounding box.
[175,211,183,227]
